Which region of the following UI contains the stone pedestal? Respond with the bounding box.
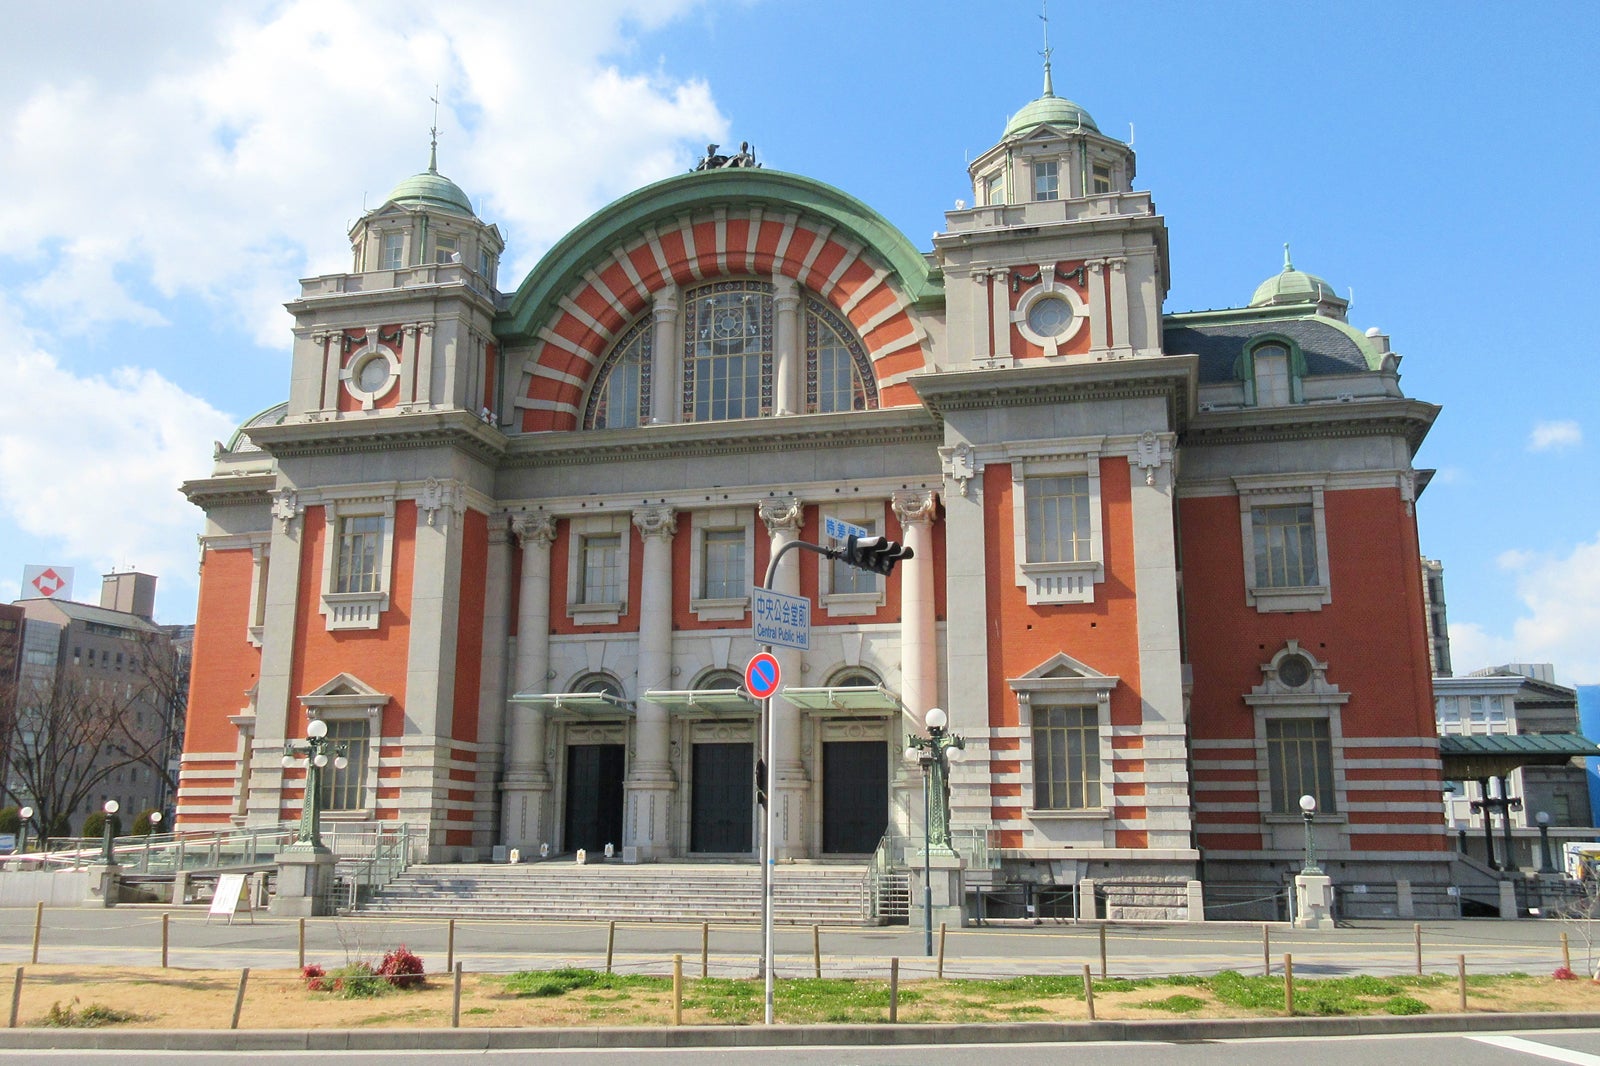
[908,848,967,932]
[82,864,119,908]
[1498,879,1519,919]
[1294,872,1334,929]
[270,846,337,917]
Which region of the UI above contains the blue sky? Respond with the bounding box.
[2,1,1596,682]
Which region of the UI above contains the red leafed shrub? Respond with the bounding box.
[378,944,426,989]
[1554,966,1577,980]
[301,964,327,991]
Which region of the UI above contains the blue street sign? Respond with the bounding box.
[752,586,810,650]
[824,515,869,543]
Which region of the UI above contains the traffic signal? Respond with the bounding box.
[842,534,914,576]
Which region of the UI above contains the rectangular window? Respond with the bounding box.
[1437,699,1460,725]
[831,521,879,596]
[380,232,404,270]
[985,173,1004,205]
[1091,163,1112,194]
[1033,160,1059,201]
[1468,695,1486,723]
[688,288,770,421]
[1032,706,1100,809]
[1025,475,1092,563]
[434,235,458,264]
[1252,504,1319,588]
[580,533,622,605]
[1487,696,1507,725]
[335,515,384,594]
[478,248,492,278]
[1266,718,1335,813]
[702,528,746,600]
[318,718,370,811]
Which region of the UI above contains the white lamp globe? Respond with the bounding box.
[313,753,329,768]
[149,812,162,825]
[307,719,328,739]
[1298,794,1316,815]
[925,707,948,731]
[19,806,32,820]
[946,745,966,764]
[104,799,120,815]
[334,756,349,770]
[903,746,922,765]
[1537,811,1551,826]
[281,755,294,768]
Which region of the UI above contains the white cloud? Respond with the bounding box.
[1449,533,1600,684]
[1528,420,1583,452]
[0,299,236,594]
[2,1,725,346]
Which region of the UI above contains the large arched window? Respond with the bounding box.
[584,319,651,429]
[806,299,877,413]
[684,281,774,421]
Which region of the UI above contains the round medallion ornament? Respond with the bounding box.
[1026,295,1074,338]
[1278,654,1312,689]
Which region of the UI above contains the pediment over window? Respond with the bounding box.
[1007,652,1119,708]
[299,672,391,717]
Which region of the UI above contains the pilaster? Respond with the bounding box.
[627,505,678,859]
[504,512,557,850]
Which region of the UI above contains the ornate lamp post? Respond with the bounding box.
[1537,811,1554,873]
[148,810,163,835]
[280,719,348,852]
[1298,794,1322,875]
[100,799,120,865]
[907,706,965,956]
[17,806,32,855]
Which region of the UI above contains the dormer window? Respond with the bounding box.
[1033,160,1059,201]
[1253,343,1292,405]
[984,172,1005,205]
[434,235,459,265]
[1091,163,1112,194]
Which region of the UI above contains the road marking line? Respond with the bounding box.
[1471,1034,1600,1064]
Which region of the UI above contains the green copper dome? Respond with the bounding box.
[384,145,475,217]
[1250,247,1344,309]
[1004,92,1099,138]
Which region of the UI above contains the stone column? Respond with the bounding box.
[759,497,810,858]
[649,287,679,426]
[772,276,802,415]
[503,513,557,851]
[627,506,678,859]
[1087,261,1108,352]
[1109,258,1130,357]
[892,490,939,725]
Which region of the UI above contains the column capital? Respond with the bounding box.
[891,488,939,527]
[651,286,678,318]
[772,274,801,307]
[632,505,677,539]
[759,496,803,534]
[511,512,557,549]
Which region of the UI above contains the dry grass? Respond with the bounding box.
[5,964,1600,1030]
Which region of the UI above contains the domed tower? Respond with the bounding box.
[285,134,505,421]
[1249,245,1350,320]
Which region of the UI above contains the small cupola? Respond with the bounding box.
[1250,245,1349,319]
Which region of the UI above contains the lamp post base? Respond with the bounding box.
[270,847,337,916]
[909,848,967,932]
[1293,872,1334,929]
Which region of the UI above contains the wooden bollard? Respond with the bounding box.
[1082,963,1096,1020]
[1262,923,1270,976]
[605,920,616,974]
[1458,954,1467,1012]
[1283,954,1294,1016]
[888,957,900,1023]
[1099,923,1108,979]
[30,903,42,965]
[297,917,305,970]
[230,968,249,1030]
[1563,932,1572,973]
[812,925,821,979]
[701,921,709,979]
[1414,923,1422,976]
[672,953,683,1025]
[8,967,21,1028]
[161,913,170,969]
[452,962,464,1028]
[447,918,456,974]
[937,922,947,979]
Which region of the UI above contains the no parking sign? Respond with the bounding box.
[744,652,781,700]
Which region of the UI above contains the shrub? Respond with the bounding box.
[1554,966,1578,981]
[131,809,162,835]
[1384,995,1429,1016]
[38,998,137,1028]
[47,814,71,839]
[0,806,18,835]
[80,812,123,839]
[302,964,328,991]
[328,962,388,998]
[378,944,426,989]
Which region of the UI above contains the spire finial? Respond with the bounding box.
[1039,1,1055,97]
[428,86,440,173]
[1282,242,1294,272]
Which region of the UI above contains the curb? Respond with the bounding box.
[2,1012,1599,1051]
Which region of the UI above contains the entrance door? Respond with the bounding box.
[690,742,753,853]
[822,740,888,854]
[563,743,625,854]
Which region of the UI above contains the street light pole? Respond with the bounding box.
[280,718,349,852]
[1537,811,1553,873]
[1298,794,1322,875]
[907,706,964,956]
[101,799,120,866]
[17,805,32,855]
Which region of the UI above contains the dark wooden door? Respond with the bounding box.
[822,740,888,854]
[690,742,753,853]
[563,743,625,854]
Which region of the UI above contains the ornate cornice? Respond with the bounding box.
[246,410,508,464]
[1182,398,1440,456]
[179,473,278,508]
[909,356,1198,430]
[501,407,939,469]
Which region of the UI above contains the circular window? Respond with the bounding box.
[1277,655,1312,688]
[356,354,392,393]
[1026,295,1074,338]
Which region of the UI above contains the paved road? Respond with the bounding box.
[0,906,1580,979]
[5,1030,1600,1064]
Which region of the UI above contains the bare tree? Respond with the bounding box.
[4,661,173,842]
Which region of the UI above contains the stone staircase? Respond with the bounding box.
[356,861,881,925]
